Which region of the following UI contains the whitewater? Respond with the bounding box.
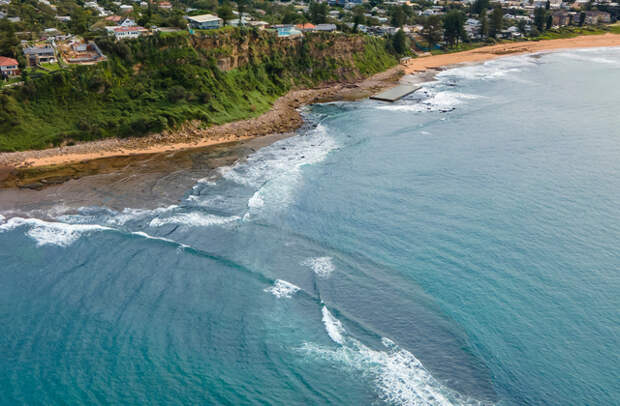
[2,48,620,405]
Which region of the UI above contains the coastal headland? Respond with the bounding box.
[1,33,619,187]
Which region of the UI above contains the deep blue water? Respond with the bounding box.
[2,48,620,405]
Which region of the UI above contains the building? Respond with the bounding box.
[314,23,337,32]
[119,17,136,26]
[186,14,223,30]
[0,56,19,78]
[158,1,172,9]
[584,10,611,24]
[551,10,572,26]
[105,15,123,23]
[107,25,148,39]
[296,22,316,31]
[23,45,56,66]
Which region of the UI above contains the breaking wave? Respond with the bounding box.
[149,212,240,228]
[437,54,538,81]
[303,306,489,406]
[264,279,301,299]
[302,256,336,278]
[321,306,346,345]
[377,90,480,113]
[0,217,111,247]
[217,123,338,217]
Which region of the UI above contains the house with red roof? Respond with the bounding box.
[0,56,20,78]
[296,23,316,32]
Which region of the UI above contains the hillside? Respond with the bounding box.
[0,29,397,152]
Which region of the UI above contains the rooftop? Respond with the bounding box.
[0,56,18,66]
[186,14,221,23]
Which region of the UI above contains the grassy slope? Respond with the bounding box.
[0,30,396,152]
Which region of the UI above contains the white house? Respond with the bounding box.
[107,25,148,39]
[186,14,223,30]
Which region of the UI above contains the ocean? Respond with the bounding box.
[1,47,619,405]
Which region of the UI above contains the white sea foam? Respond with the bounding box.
[149,212,240,228]
[57,205,179,227]
[264,279,301,298]
[218,124,338,216]
[131,231,189,248]
[302,256,335,278]
[248,191,265,209]
[302,308,486,406]
[108,205,179,226]
[0,217,110,247]
[437,54,537,81]
[378,90,480,113]
[321,306,346,345]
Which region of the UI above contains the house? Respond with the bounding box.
[55,15,71,22]
[105,15,122,23]
[23,45,56,66]
[119,4,133,13]
[248,20,269,29]
[296,22,316,31]
[107,25,148,39]
[551,10,572,26]
[228,16,252,26]
[158,1,172,9]
[0,56,19,78]
[119,17,136,26]
[584,10,611,24]
[186,14,223,30]
[314,23,337,31]
[57,38,107,64]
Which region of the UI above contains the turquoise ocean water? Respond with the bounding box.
[1,48,619,405]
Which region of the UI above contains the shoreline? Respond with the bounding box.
[402,33,620,74]
[0,66,405,176]
[1,33,620,179]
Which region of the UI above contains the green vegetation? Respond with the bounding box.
[529,25,616,40]
[0,29,397,151]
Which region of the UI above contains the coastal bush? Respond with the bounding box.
[0,30,396,151]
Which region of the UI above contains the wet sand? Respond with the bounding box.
[0,133,292,214]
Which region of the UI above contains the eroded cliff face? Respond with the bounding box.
[189,30,368,74]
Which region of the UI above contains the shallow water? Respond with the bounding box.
[2,48,620,405]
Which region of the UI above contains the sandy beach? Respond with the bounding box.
[402,33,620,73]
[1,33,619,175]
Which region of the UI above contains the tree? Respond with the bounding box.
[472,0,490,15]
[217,4,234,25]
[352,6,365,32]
[489,4,503,38]
[443,10,466,47]
[282,11,304,25]
[422,15,443,49]
[237,0,250,25]
[546,13,552,29]
[392,28,408,54]
[534,7,546,31]
[545,0,550,9]
[479,8,489,39]
[390,6,406,27]
[308,1,328,24]
[0,20,20,58]
[578,11,586,26]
